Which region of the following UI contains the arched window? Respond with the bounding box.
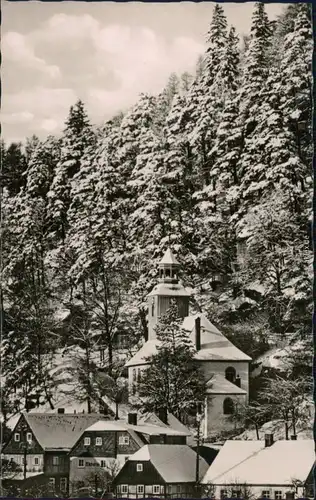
[132,369,137,395]
[225,366,236,383]
[223,398,235,415]
[151,299,155,317]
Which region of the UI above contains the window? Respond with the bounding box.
[95,437,102,446]
[84,437,91,446]
[60,477,67,492]
[225,366,236,383]
[151,299,155,317]
[262,492,270,499]
[136,463,143,472]
[132,369,137,395]
[176,485,181,493]
[52,456,59,466]
[275,492,283,500]
[153,485,160,494]
[26,432,32,442]
[232,491,241,498]
[137,485,144,494]
[78,459,85,468]
[14,433,20,442]
[119,435,130,445]
[33,457,39,466]
[220,490,228,499]
[223,397,235,415]
[121,485,128,495]
[101,460,107,468]
[48,478,55,490]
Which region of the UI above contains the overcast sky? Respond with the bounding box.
[2,1,286,144]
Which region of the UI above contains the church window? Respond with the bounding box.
[223,398,235,415]
[132,369,137,395]
[151,299,155,317]
[225,366,236,383]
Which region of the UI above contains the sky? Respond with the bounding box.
[2,1,286,144]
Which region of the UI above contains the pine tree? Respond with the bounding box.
[279,3,313,176]
[47,100,95,244]
[137,301,205,419]
[1,142,27,195]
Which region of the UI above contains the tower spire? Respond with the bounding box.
[159,248,180,283]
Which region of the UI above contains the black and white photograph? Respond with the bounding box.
[0,1,313,498]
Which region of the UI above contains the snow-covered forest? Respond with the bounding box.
[1,3,313,437]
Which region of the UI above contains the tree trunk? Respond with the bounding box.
[285,419,289,440]
[255,424,260,440]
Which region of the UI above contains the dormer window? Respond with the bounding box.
[84,437,91,446]
[95,437,102,446]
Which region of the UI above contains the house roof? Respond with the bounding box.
[125,423,189,437]
[23,413,106,451]
[126,313,251,367]
[159,248,179,266]
[84,419,189,437]
[206,374,247,395]
[201,439,315,486]
[84,420,128,432]
[129,444,209,483]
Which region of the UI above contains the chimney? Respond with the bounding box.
[195,317,201,351]
[235,375,241,388]
[157,408,168,425]
[264,432,274,447]
[290,435,297,440]
[128,413,137,426]
[57,408,65,414]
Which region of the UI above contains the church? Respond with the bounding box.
[125,249,251,438]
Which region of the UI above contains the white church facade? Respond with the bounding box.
[125,249,251,438]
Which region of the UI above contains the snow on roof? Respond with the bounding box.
[129,444,209,483]
[85,420,128,432]
[84,418,189,439]
[126,314,251,367]
[125,423,189,436]
[22,413,106,450]
[206,374,247,395]
[202,439,315,486]
[159,248,179,266]
[148,282,191,297]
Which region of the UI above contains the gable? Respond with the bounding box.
[2,415,44,455]
[114,460,165,485]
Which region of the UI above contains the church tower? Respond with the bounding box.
[148,248,191,340]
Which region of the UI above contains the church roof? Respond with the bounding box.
[148,282,191,297]
[159,248,179,266]
[206,374,247,395]
[125,314,251,367]
[184,314,252,362]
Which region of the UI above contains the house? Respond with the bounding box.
[113,444,209,498]
[68,412,190,493]
[125,248,251,437]
[1,412,106,495]
[201,434,315,499]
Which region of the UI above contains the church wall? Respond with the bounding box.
[148,294,189,340]
[197,361,249,399]
[204,393,247,438]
